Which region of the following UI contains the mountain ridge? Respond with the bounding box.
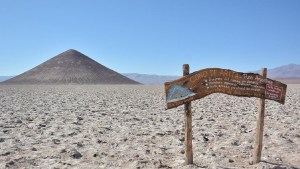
[122,73,180,84]
[1,61,299,84]
[1,49,140,84]
[122,64,300,84]
[251,64,300,78]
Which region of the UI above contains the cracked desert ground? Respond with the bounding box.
[0,85,299,169]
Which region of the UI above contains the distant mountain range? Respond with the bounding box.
[122,73,179,84]
[0,76,14,82]
[251,64,300,78]
[1,64,300,84]
[123,64,300,84]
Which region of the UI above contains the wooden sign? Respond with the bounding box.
[165,68,287,109]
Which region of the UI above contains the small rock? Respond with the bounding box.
[122,111,129,114]
[216,132,224,137]
[208,118,215,121]
[16,119,22,123]
[71,149,82,159]
[145,150,150,154]
[203,135,209,142]
[97,140,107,144]
[229,159,234,163]
[158,160,171,168]
[26,117,33,121]
[246,145,254,149]
[39,124,46,127]
[32,147,37,151]
[0,138,5,142]
[3,129,11,134]
[60,149,67,153]
[62,162,72,166]
[231,140,240,146]
[287,138,294,143]
[68,132,77,137]
[27,123,35,129]
[133,117,140,121]
[140,160,148,164]
[1,152,10,156]
[77,142,83,148]
[53,139,61,144]
[101,152,108,156]
[72,122,82,125]
[77,116,83,121]
[5,161,14,167]
[156,133,164,136]
[275,157,282,162]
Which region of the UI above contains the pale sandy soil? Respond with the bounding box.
[0,85,299,169]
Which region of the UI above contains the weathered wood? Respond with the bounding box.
[183,64,193,165]
[165,68,287,109]
[253,68,267,164]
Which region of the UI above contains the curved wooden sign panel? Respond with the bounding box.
[165,68,287,109]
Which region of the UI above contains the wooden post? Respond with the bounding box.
[183,64,193,165]
[253,68,267,164]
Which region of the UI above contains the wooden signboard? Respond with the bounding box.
[165,68,287,109]
[165,66,287,165]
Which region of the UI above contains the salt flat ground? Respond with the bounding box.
[0,85,299,169]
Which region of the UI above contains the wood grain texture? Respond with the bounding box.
[253,68,267,164]
[183,64,193,165]
[165,68,287,109]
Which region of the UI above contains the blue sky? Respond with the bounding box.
[0,0,299,76]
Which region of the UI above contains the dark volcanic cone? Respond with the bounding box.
[2,49,140,84]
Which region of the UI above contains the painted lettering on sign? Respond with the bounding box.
[265,84,283,101]
[165,68,287,109]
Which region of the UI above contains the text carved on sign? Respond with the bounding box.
[165,68,287,109]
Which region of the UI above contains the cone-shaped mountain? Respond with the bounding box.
[2,49,140,84]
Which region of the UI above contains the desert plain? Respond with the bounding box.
[0,84,299,169]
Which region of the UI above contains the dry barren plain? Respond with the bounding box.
[0,85,299,169]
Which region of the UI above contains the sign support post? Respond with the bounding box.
[253,68,267,164]
[183,64,193,165]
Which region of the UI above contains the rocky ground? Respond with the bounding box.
[0,85,299,169]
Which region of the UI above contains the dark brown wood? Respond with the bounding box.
[165,68,287,109]
[183,64,193,165]
[253,68,267,164]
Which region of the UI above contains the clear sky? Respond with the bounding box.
[0,0,299,76]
